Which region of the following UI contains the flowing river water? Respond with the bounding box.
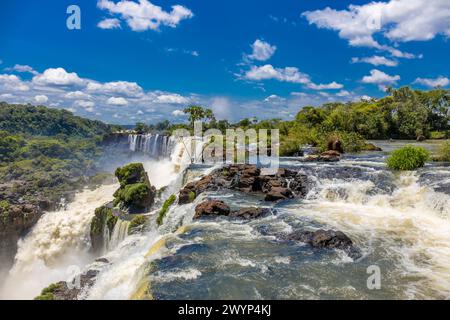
[1,138,449,300]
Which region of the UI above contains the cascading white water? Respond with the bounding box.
[128,133,175,158]
[0,183,118,300]
[292,171,450,298]
[107,220,130,252]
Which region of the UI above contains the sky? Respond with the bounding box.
[0,0,449,124]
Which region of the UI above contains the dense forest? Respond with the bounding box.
[0,103,118,205]
[134,87,449,155]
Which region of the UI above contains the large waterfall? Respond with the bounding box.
[128,134,175,159]
[2,139,450,300]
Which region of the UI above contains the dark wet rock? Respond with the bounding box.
[416,135,426,142]
[194,200,230,219]
[94,258,110,264]
[113,163,156,213]
[264,187,293,201]
[89,204,119,254]
[283,229,362,260]
[363,143,383,151]
[328,139,344,153]
[35,269,99,300]
[179,164,309,204]
[229,207,271,219]
[303,150,341,162]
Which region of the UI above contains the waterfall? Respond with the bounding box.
[108,220,130,251]
[0,183,119,300]
[128,134,175,159]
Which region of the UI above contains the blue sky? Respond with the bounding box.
[0,0,449,124]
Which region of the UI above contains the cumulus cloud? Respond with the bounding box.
[32,67,84,86]
[247,39,277,61]
[154,93,189,104]
[5,64,38,75]
[362,69,400,86]
[243,64,343,90]
[351,55,398,67]
[107,96,129,106]
[34,95,48,104]
[97,0,193,32]
[64,91,92,100]
[414,76,449,88]
[97,18,121,29]
[87,80,143,97]
[302,0,449,58]
[0,74,30,91]
[171,109,185,116]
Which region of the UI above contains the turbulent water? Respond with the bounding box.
[1,139,449,300]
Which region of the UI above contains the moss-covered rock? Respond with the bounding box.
[156,194,177,226]
[113,163,156,213]
[34,283,61,300]
[115,163,148,187]
[128,215,148,235]
[90,205,118,253]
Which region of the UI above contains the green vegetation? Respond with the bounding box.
[188,191,196,202]
[115,163,147,187]
[128,215,147,235]
[0,103,118,205]
[438,140,450,162]
[90,206,117,238]
[114,183,151,209]
[157,194,177,226]
[34,283,61,300]
[387,146,430,170]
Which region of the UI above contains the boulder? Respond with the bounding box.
[416,135,426,142]
[194,200,231,219]
[264,187,293,201]
[283,229,362,260]
[178,164,309,204]
[363,143,383,151]
[113,163,156,213]
[303,150,340,162]
[328,139,344,153]
[229,207,271,219]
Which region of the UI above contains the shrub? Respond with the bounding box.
[34,283,61,300]
[157,194,177,226]
[438,140,450,162]
[115,163,147,187]
[115,183,150,208]
[387,146,430,170]
[128,215,147,235]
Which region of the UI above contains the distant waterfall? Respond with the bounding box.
[128,134,175,158]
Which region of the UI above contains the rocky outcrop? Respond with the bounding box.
[89,204,118,253]
[282,229,362,260]
[303,150,341,162]
[193,199,272,220]
[34,269,100,300]
[363,143,383,151]
[194,200,231,219]
[0,202,43,272]
[179,164,308,204]
[113,163,156,213]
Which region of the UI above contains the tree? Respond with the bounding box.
[134,122,150,134]
[183,105,215,128]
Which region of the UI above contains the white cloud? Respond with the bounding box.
[302,0,450,57]
[307,81,343,90]
[33,67,84,86]
[5,64,38,75]
[136,110,144,115]
[336,90,351,97]
[351,55,398,67]
[264,94,286,103]
[247,39,277,61]
[64,91,92,100]
[243,64,343,90]
[244,64,310,84]
[97,18,121,29]
[154,93,189,104]
[414,76,449,88]
[97,0,193,32]
[362,69,400,85]
[0,74,30,91]
[75,100,95,108]
[87,80,143,97]
[171,109,185,116]
[107,96,129,106]
[34,95,48,104]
